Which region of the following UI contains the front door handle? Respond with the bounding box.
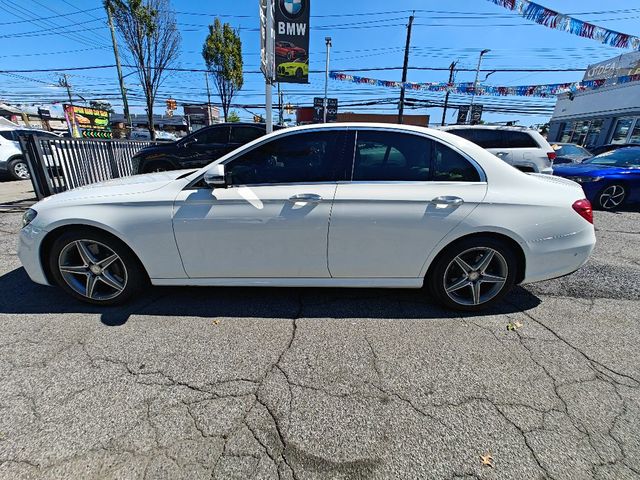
[431,196,464,207]
[288,193,322,203]
[495,151,509,157]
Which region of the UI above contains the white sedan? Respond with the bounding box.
[18,123,596,311]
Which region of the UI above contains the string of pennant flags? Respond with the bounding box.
[329,71,640,98]
[487,0,640,51]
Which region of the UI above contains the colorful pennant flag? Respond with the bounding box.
[487,0,640,51]
[329,71,640,98]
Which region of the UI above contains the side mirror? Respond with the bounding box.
[204,164,227,188]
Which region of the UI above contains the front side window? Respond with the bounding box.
[0,131,15,141]
[190,126,229,145]
[226,130,345,185]
[353,131,431,181]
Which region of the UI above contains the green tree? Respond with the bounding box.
[107,0,181,140]
[202,18,243,122]
[227,110,241,122]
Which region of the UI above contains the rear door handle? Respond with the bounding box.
[431,196,464,207]
[288,193,322,203]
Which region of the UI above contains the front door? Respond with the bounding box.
[328,129,487,278]
[172,129,349,278]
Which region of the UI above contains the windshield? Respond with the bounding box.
[583,148,640,167]
[553,144,589,156]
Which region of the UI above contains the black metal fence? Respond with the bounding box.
[19,135,154,199]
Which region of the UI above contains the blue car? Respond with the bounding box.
[553,147,640,210]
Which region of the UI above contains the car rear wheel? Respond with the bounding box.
[295,68,303,79]
[48,229,147,305]
[8,157,30,180]
[596,184,626,210]
[427,236,517,311]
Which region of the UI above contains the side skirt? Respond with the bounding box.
[150,277,424,288]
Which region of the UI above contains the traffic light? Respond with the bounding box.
[165,98,177,111]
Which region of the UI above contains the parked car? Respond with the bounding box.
[277,58,308,80]
[550,142,592,164]
[0,127,60,180]
[553,146,640,210]
[131,123,280,174]
[440,125,555,174]
[589,143,640,156]
[19,123,595,311]
[275,41,306,60]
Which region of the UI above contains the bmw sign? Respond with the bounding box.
[275,0,310,84]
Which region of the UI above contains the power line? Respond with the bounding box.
[0,6,102,25]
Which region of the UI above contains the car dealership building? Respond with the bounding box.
[547,51,640,149]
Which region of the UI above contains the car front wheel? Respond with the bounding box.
[48,229,147,305]
[427,236,517,311]
[596,184,626,210]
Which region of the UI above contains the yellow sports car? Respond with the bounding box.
[277,58,308,79]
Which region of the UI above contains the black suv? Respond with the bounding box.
[132,123,278,174]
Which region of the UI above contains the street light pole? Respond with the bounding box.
[323,36,332,123]
[265,0,274,133]
[469,48,490,124]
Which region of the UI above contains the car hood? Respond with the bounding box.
[553,163,624,176]
[34,170,191,207]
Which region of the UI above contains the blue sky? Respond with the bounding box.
[1,0,639,126]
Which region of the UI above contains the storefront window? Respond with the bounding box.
[559,122,574,143]
[629,121,640,143]
[584,119,603,148]
[572,121,589,145]
[610,117,635,144]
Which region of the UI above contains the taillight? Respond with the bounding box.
[547,151,557,162]
[572,199,593,224]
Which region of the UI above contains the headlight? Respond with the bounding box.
[570,176,602,183]
[22,208,38,228]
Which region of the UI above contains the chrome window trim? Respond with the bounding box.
[184,125,487,189]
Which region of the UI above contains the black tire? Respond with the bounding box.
[426,236,518,311]
[595,184,626,211]
[48,228,148,306]
[287,51,293,60]
[295,68,303,79]
[142,160,174,174]
[7,157,30,180]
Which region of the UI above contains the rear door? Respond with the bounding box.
[328,129,487,278]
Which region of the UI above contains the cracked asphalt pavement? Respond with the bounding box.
[1,199,639,479]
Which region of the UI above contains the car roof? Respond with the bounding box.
[440,124,537,132]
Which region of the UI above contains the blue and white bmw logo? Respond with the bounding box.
[280,0,305,19]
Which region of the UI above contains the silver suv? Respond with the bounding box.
[440,125,555,174]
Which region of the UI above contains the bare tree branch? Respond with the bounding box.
[108,0,180,140]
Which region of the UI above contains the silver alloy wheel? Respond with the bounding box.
[599,185,625,209]
[13,161,30,179]
[58,239,128,301]
[443,247,508,306]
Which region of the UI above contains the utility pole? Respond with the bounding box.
[59,74,79,138]
[470,49,490,124]
[277,82,283,125]
[323,36,332,123]
[264,0,274,133]
[205,72,212,125]
[105,1,131,136]
[398,13,414,124]
[441,61,457,126]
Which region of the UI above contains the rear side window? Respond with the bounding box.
[470,129,504,149]
[433,143,481,182]
[0,131,15,141]
[353,131,431,181]
[230,126,264,144]
[502,131,538,148]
